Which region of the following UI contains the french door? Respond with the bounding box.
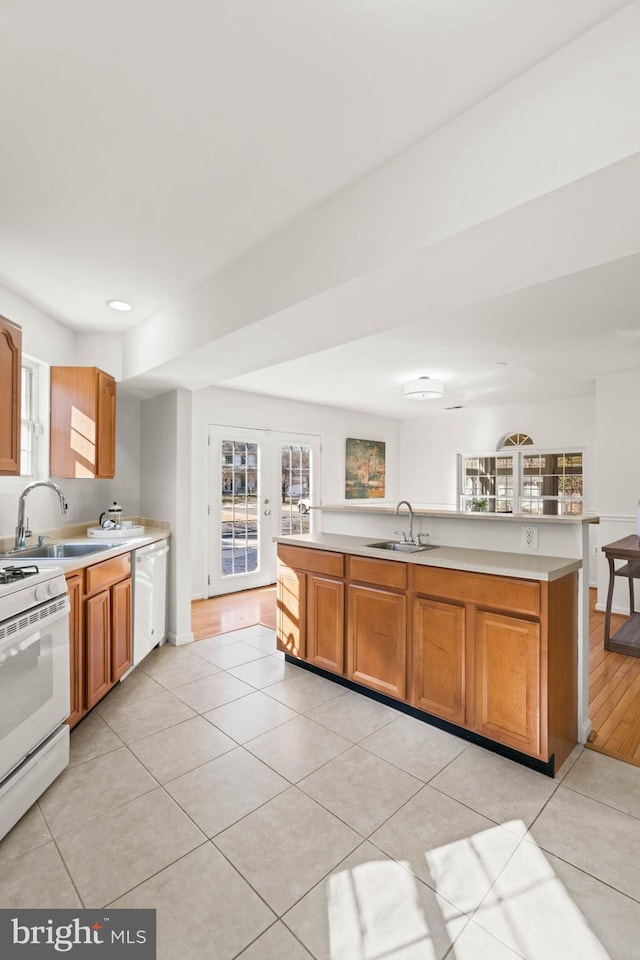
[207,426,321,596]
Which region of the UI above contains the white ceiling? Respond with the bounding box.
[1,0,638,416]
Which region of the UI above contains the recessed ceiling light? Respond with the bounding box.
[106,299,132,312]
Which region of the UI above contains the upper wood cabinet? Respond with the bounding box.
[50,366,116,478]
[0,315,22,476]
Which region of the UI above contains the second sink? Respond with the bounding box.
[367,540,439,554]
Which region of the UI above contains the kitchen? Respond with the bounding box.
[2,2,640,958]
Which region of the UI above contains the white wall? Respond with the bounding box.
[141,389,192,645]
[400,395,596,508]
[399,395,598,581]
[190,386,401,598]
[595,368,640,612]
[0,283,141,541]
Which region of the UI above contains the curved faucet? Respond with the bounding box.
[15,481,68,550]
[395,500,414,543]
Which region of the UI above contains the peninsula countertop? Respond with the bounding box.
[275,532,581,582]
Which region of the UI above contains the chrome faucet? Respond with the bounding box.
[15,481,69,550]
[395,500,414,543]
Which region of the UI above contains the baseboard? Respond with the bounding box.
[167,630,194,647]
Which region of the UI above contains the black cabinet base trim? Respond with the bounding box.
[284,655,555,777]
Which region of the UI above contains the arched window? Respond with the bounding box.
[498,432,534,449]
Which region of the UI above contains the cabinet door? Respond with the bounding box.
[0,315,21,476]
[96,370,116,478]
[307,574,344,674]
[413,597,465,725]
[277,564,306,657]
[85,590,112,709]
[111,577,132,682]
[65,573,85,728]
[50,366,116,478]
[347,585,406,699]
[474,610,541,756]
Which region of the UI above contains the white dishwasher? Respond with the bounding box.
[133,540,169,666]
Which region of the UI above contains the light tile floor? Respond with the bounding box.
[2,625,640,959]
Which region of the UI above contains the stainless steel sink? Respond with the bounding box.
[367,540,439,554]
[1,542,119,559]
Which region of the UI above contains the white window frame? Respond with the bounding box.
[458,447,585,516]
[19,355,49,480]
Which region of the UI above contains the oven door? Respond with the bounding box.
[0,595,70,783]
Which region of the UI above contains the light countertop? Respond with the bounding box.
[2,528,170,573]
[275,532,581,582]
[319,504,599,525]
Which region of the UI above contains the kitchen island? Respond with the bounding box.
[275,532,581,776]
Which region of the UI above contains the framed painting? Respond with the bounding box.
[345,438,386,499]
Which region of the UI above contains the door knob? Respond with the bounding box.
[264,509,271,516]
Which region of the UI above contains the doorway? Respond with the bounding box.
[207,426,321,596]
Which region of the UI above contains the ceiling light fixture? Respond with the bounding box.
[403,376,444,400]
[106,299,132,312]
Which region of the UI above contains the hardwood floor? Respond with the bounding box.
[191,585,276,640]
[190,585,640,767]
[587,587,640,766]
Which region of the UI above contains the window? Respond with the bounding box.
[19,356,45,478]
[459,454,515,512]
[459,442,584,516]
[520,451,583,517]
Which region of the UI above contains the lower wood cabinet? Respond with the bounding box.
[473,610,541,756]
[85,590,112,710]
[347,584,406,699]
[65,573,84,728]
[307,574,344,674]
[111,577,133,682]
[276,564,306,658]
[66,553,133,727]
[412,596,465,726]
[277,544,578,773]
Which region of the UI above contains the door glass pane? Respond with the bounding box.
[280,444,311,535]
[221,440,259,577]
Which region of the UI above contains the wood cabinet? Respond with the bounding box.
[65,573,84,728]
[276,562,306,658]
[50,366,116,478]
[277,546,345,671]
[473,610,541,755]
[307,574,344,674]
[85,589,112,710]
[0,315,22,476]
[348,585,406,699]
[412,564,576,765]
[413,596,465,725]
[277,543,578,773]
[66,553,132,727]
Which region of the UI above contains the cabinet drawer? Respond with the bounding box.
[349,555,407,590]
[414,565,540,617]
[277,545,344,578]
[85,553,131,596]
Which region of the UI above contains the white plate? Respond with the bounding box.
[87,525,145,538]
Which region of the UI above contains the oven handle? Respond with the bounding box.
[0,596,70,657]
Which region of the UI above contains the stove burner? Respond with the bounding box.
[0,565,40,585]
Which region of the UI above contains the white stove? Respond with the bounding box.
[0,562,70,841]
[0,563,67,617]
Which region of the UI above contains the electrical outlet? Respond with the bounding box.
[521,525,538,549]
